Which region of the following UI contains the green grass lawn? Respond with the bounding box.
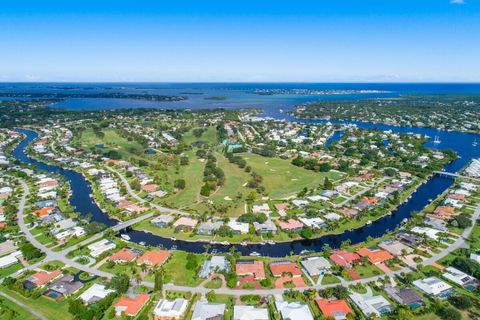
[0,263,23,278]
[321,274,341,285]
[238,152,343,199]
[204,277,223,289]
[354,263,384,278]
[163,251,204,287]
[0,296,37,320]
[182,126,218,146]
[0,287,73,320]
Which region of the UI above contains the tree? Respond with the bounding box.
[20,242,43,261]
[109,274,130,294]
[174,179,186,189]
[323,177,333,190]
[448,295,472,310]
[154,268,164,291]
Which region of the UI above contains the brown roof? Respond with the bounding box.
[235,260,265,280]
[137,250,170,266]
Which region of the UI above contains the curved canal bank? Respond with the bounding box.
[11,122,480,257]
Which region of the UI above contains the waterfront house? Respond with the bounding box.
[137,250,171,267]
[191,301,226,320]
[199,255,230,278]
[275,301,313,320]
[253,219,277,234]
[413,277,455,299]
[228,219,249,234]
[151,215,174,228]
[109,247,142,263]
[330,250,360,269]
[316,299,352,320]
[173,217,198,231]
[276,219,304,232]
[236,260,265,280]
[88,239,116,258]
[384,287,423,308]
[357,247,393,264]
[396,232,423,247]
[153,298,189,320]
[233,305,268,320]
[378,240,413,256]
[301,256,331,277]
[269,261,302,278]
[196,221,223,235]
[114,294,150,317]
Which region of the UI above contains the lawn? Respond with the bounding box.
[354,263,384,278]
[162,251,204,287]
[321,274,341,285]
[0,263,23,278]
[238,152,343,199]
[0,296,37,320]
[182,126,218,146]
[0,287,73,320]
[204,276,223,289]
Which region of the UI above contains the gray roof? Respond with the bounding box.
[301,256,331,276]
[191,301,226,320]
[385,287,423,305]
[48,275,83,296]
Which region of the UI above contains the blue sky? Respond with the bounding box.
[0,0,479,82]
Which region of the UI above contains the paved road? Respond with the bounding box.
[14,177,480,296]
[0,290,47,320]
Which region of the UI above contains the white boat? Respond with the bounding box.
[473,139,478,147]
[170,237,177,241]
[402,218,408,223]
[433,136,441,144]
[221,241,230,246]
[120,234,131,241]
[240,241,248,246]
[249,251,261,257]
[366,220,372,225]
[265,240,275,245]
[139,241,146,246]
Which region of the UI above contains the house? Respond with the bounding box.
[252,203,271,214]
[0,251,22,269]
[443,267,478,289]
[339,208,358,217]
[330,250,361,269]
[275,301,313,320]
[233,305,268,320]
[349,292,394,317]
[228,219,249,234]
[173,217,198,230]
[291,199,309,208]
[153,298,189,320]
[34,207,56,217]
[470,253,480,264]
[378,240,413,256]
[137,250,171,267]
[235,260,265,280]
[276,219,304,232]
[25,270,62,288]
[357,247,393,264]
[411,226,442,241]
[0,240,17,257]
[78,283,115,304]
[46,275,83,299]
[396,232,423,247]
[196,221,223,235]
[269,261,302,278]
[323,213,342,221]
[298,217,325,229]
[109,247,141,263]
[274,203,289,216]
[384,287,423,308]
[88,239,116,258]
[151,215,174,228]
[253,219,277,234]
[413,277,455,299]
[301,256,331,277]
[199,256,230,278]
[141,184,158,193]
[316,299,352,320]
[114,294,150,317]
[191,301,226,320]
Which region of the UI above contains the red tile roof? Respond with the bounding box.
[316,299,352,318]
[115,294,149,316]
[109,247,138,263]
[236,260,266,280]
[276,219,304,231]
[330,250,360,268]
[34,207,55,217]
[28,270,62,287]
[269,262,302,277]
[137,250,170,267]
[357,247,393,264]
[141,184,158,192]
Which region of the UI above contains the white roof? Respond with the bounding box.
[471,253,480,264]
[78,284,114,304]
[0,253,18,268]
[234,305,268,320]
[154,298,188,318]
[349,293,393,317]
[301,256,331,276]
[444,267,477,286]
[413,277,452,296]
[191,301,226,320]
[275,301,313,320]
[87,239,116,257]
[299,217,325,228]
[228,219,249,234]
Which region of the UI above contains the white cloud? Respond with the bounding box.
[450,0,465,4]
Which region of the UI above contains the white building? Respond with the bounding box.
[191,301,226,320]
[228,219,249,234]
[78,284,114,304]
[275,301,313,320]
[87,239,116,258]
[300,256,331,277]
[443,267,477,288]
[349,293,394,317]
[234,305,269,320]
[153,298,188,319]
[413,277,453,297]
